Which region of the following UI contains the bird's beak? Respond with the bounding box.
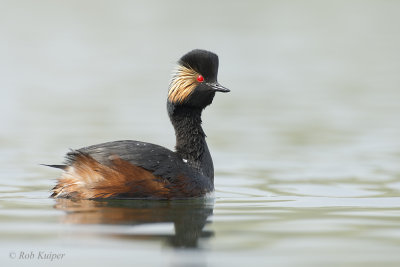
[208,82,230,93]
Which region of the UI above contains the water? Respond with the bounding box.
[1,1,400,266]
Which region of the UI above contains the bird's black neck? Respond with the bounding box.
[167,103,214,180]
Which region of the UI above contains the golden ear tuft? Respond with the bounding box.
[168,65,200,104]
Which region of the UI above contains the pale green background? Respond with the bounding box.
[1,1,400,266]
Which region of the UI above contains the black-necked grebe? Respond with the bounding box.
[47,49,230,199]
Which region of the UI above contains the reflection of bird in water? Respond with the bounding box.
[46,49,229,200]
[54,198,214,248]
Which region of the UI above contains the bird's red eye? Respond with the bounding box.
[197,75,204,82]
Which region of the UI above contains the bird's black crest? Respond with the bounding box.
[179,49,219,81]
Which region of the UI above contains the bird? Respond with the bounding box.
[46,49,230,199]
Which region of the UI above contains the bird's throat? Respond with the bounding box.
[168,103,214,178]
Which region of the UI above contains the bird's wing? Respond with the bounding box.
[74,140,183,181]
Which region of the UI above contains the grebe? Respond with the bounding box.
[48,49,230,199]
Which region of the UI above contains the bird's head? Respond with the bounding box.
[167,49,229,113]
